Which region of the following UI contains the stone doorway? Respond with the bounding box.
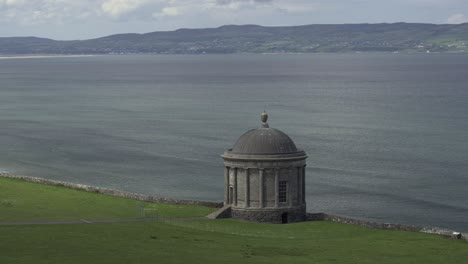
[281,212,288,224]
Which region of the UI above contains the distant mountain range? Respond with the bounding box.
[1,23,468,54]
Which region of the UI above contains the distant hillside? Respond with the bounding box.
[1,23,468,54]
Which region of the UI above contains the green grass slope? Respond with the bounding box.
[1,177,467,264]
[0,177,214,221]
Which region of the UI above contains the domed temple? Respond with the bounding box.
[219,111,308,224]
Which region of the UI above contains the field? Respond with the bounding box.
[0,177,213,221]
[1,177,467,264]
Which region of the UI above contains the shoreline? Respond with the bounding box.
[0,52,467,60]
[0,172,466,242]
[0,54,96,60]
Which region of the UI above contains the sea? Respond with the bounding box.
[0,53,467,231]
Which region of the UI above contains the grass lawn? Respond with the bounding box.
[1,177,468,264]
[0,177,214,221]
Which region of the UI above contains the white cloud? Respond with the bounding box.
[0,0,98,24]
[212,0,273,10]
[216,0,273,6]
[274,1,319,14]
[101,0,150,18]
[161,6,179,16]
[405,0,461,6]
[0,0,310,25]
[447,13,467,24]
[153,6,180,18]
[4,0,26,6]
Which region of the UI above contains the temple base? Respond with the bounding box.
[231,205,306,224]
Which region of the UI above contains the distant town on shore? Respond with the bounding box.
[1,23,467,55]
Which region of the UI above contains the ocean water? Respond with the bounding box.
[0,54,467,231]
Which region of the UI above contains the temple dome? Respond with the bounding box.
[230,111,299,155]
[231,127,298,154]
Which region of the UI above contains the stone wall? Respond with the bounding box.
[308,213,422,231]
[308,213,467,241]
[0,173,223,208]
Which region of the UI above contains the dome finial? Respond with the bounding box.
[261,111,269,128]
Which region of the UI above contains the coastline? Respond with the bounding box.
[1,172,466,242]
[0,52,467,60]
[0,54,96,60]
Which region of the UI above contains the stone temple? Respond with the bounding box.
[219,111,308,224]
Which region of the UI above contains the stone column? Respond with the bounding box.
[233,168,238,206]
[302,165,306,204]
[224,167,229,205]
[288,167,293,207]
[259,168,264,208]
[274,168,279,207]
[297,167,301,205]
[245,168,250,208]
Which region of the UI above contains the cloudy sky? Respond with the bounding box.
[0,0,467,40]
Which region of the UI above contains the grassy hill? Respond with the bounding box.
[1,177,467,264]
[0,177,213,221]
[1,23,468,55]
